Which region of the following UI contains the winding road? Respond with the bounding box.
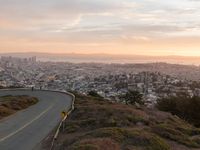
[0,89,73,150]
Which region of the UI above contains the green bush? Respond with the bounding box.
[120,90,144,105]
[88,91,103,98]
[157,95,200,127]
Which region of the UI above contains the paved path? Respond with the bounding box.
[0,90,72,150]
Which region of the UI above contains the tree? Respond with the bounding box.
[88,91,103,98]
[120,90,144,105]
[157,94,200,127]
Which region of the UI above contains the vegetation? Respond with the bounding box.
[157,94,200,127]
[88,91,103,98]
[0,95,38,120]
[49,93,200,150]
[120,90,144,105]
[0,86,24,89]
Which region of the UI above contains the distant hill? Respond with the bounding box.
[0,52,200,65]
[43,93,200,150]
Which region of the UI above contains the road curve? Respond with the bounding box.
[0,89,73,150]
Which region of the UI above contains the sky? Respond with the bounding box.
[0,0,200,56]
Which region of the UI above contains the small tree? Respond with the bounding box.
[157,94,200,127]
[121,90,144,105]
[88,91,103,98]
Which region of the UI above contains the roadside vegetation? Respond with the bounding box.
[0,86,24,89]
[0,95,38,120]
[51,93,200,150]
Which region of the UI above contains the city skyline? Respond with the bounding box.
[0,0,200,56]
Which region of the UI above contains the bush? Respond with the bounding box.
[120,90,144,105]
[157,95,200,127]
[88,91,103,98]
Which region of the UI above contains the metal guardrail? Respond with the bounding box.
[49,90,75,150]
[0,88,75,150]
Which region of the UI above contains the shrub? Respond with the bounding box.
[88,91,103,98]
[157,95,200,127]
[120,90,144,105]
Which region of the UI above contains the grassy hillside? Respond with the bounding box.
[0,95,38,120]
[52,94,200,150]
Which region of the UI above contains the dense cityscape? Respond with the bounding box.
[1,56,200,107]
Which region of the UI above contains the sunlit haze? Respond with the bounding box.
[0,0,200,56]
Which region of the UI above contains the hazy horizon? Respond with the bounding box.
[1,51,200,57]
[0,0,200,56]
[1,52,200,65]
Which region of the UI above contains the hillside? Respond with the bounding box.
[48,94,200,150]
[0,95,38,120]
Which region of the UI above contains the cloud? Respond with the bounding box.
[0,0,200,55]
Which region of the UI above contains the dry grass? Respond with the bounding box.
[52,93,200,150]
[0,95,38,119]
[72,138,120,150]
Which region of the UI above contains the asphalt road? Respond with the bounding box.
[0,89,73,150]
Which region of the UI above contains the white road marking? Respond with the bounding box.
[0,104,54,142]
